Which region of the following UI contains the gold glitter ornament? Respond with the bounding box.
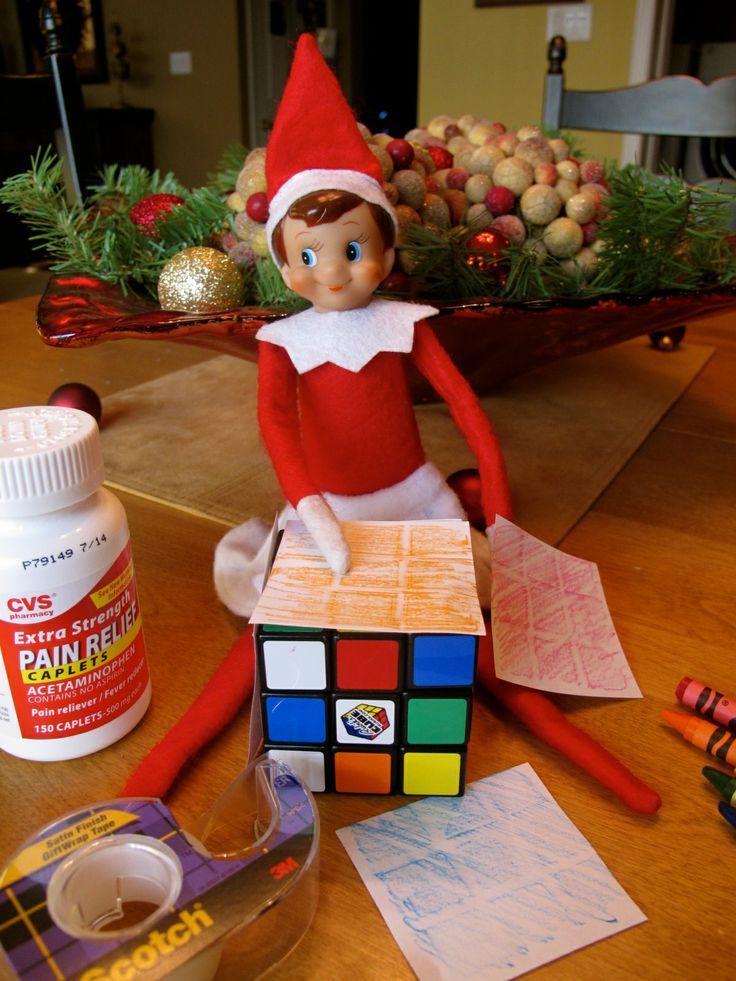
[157,247,245,312]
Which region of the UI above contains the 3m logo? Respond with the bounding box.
[7,595,53,613]
[269,856,299,879]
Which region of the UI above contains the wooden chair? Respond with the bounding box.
[542,34,736,142]
[542,34,736,350]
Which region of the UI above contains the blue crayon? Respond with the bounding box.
[718,801,736,832]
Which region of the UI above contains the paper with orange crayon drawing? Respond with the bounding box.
[489,516,642,698]
[250,518,485,635]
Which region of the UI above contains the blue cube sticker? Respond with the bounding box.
[264,695,326,744]
[411,635,477,687]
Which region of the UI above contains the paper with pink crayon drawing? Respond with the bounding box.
[489,516,642,698]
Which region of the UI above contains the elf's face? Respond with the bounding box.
[280,202,394,313]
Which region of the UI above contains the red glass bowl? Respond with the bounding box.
[36,274,736,403]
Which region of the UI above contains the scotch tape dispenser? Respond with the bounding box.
[0,757,319,981]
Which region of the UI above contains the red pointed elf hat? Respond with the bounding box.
[265,33,395,262]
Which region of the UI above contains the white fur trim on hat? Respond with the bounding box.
[266,168,398,266]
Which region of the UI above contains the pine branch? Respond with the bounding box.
[590,166,736,295]
[86,164,186,203]
[206,142,249,195]
[501,242,559,301]
[401,223,506,299]
[0,149,231,299]
[4,147,732,307]
[252,256,309,310]
[0,148,91,264]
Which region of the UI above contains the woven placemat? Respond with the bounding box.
[101,338,713,544]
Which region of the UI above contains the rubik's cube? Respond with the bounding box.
[256,625,477,795]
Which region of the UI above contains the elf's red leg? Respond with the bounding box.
[476,625,661,814]
[120,626,256,800]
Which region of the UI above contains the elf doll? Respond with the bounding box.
[122,36,661,816]
[214,32,512,617]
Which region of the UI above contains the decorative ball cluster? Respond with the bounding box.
[370,116,608,282]
[220,147,270,268]
[222,116,608,287]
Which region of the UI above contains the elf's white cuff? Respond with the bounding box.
[296,493,351,577]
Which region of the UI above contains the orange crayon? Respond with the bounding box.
[661,709,736,767]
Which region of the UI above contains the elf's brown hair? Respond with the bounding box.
[271,189,395,266]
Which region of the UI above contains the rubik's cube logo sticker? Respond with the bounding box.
[341,703,391,741]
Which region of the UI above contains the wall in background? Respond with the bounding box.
[417,0,638,163]
[83,0,640,184]
[81,0,243,187]
[1,0,641,187]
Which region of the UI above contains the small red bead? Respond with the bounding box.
[386,138,415,170]
[246,191,269,223]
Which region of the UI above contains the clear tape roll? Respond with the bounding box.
[0,757,320,980]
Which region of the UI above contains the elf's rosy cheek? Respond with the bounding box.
[287,266,317,296]
[354,260,388,288]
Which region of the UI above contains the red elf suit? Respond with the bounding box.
[214,294,511,615]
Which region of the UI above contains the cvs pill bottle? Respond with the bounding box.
[0,406,151,760]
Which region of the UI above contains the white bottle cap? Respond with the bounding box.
[0,406,105,517]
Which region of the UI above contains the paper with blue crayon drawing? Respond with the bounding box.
[337,764,645,980]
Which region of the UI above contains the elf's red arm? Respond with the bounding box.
[257,340,319,507]
[410,319,513,524]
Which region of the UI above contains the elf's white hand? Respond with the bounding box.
[296,494,351,577]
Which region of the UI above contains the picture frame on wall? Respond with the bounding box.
[16,0,109,83]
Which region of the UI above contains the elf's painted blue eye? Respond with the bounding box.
[301,248,317,267]
[346,240,361,262]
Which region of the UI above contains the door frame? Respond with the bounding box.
[620,0,676,166]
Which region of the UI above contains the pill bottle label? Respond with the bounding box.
[0,541,149,743]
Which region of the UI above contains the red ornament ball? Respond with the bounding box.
[581,220,598,245]
[484,185,515,216]
[446,468,485,530]
[245,191,269,223]
[386,138,414,170]
[446,167,469,190]
[426,145,454,171]
[579,158,604,184]
[424,175,442,195]
[129,193,184,237]
[47,382,102,423]
[466,228,510,277]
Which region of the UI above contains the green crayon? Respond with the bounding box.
[702,765,736,806]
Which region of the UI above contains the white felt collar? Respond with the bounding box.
[256,298,439,373]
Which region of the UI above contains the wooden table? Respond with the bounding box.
[0,295,734,980]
